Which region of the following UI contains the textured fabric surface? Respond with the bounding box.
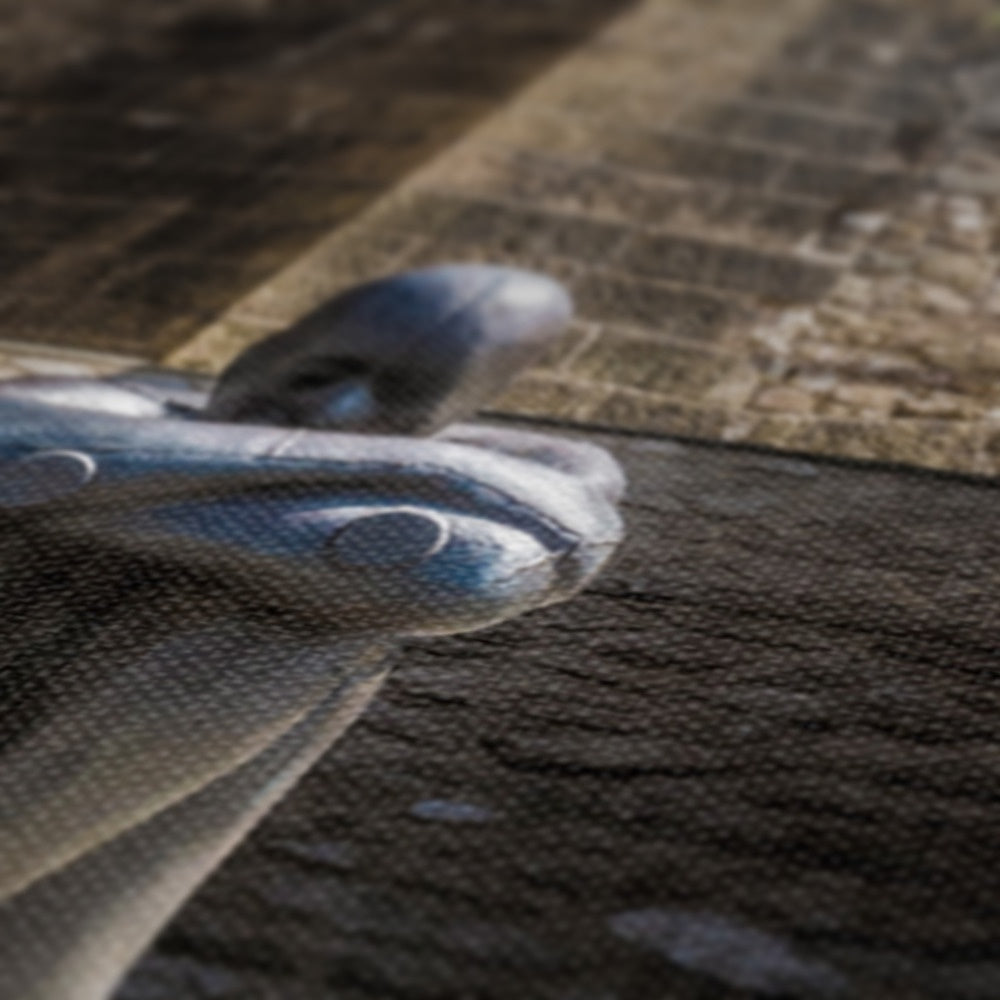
[120,428,1000,1000]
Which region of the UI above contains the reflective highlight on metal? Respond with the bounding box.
[0,265,624,1000]
[206,264,574,435]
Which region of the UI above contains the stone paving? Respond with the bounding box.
[0,339,137,379]
[0,0,630,356]
[170,0,1000,476]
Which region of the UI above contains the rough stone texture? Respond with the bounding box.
[120,428,1000,1000]
[170,0,1000,475]
[0,0,631,356]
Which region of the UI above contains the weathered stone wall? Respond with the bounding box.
[5,0,999,474]
[173,0,1000,475]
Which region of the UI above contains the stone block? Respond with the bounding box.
[916,282,974,316]
[569,331,727,398]
[573,273,735,340]
[916,247,995,296]
[434,199,631,265]
[737,414,982,473]
[623,234,838,303]
[491,372,605,422]
[752,384,818,414]
[699,101,888,157]
[747,68,857,108]
[609,132,787,188]
[829,381,901,415]
[893,391,978,420]
[783,160,905,201]
[587,387,729,438]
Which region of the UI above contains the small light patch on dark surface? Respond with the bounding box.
[409,799,494,824]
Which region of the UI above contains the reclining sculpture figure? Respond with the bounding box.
[0,265,625,1000]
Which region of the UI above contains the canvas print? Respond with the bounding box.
[1,2,999,999]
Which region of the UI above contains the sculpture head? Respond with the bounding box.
[204,264,573,435]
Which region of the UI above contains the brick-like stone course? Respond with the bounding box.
[170,0,1000,475]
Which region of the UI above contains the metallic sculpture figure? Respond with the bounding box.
[0,265,624,1000]
[206,264,575,434]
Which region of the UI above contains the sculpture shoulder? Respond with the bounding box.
[0,369,213,417]
[0,388,622,640]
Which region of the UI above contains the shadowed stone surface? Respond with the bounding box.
[0,0,630,356]
[122,426,1000,1000]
